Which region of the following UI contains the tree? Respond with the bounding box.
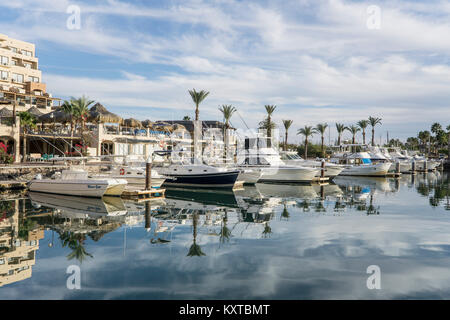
[368,116,382,146]
[183,115,191,121]
[18,111,37,162]
[282,120,293,151]
[315,123,328,157]
[346,125,360,144]
[188,89,210,121]
[335,123,346,146]
[218,105,236,160]
[357,120,369,145]
[259,105,276,139]
[297,125,315,159]
[72,95,95,153]
[61,99,76,152]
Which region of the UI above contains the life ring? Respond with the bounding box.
[119,168,125,175]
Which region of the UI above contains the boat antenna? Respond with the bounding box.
[236,109,250,130]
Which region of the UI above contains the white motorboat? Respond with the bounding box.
[237,137,320,183]
[29,168,127,198]
[279,151,345,177]
[237,168,263,184]
[330,152,392,176]
[155,163,240,189]
[93,165,166,188]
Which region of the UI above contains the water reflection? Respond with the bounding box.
[0,172,448,298]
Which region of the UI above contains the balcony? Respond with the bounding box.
[25,81,46,94]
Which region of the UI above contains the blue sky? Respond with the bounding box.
[1,0,450,143]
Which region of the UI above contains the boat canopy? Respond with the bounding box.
[61,169,89,180]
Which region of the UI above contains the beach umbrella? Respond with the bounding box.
[0,107,13,117]
[123,118,142,128]
[27,106,44,118]
[88,102,122,123]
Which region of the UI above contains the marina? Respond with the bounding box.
[0,2,449,306]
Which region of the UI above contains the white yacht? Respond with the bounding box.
[330,152,392,176]
[279,151,344,177]
[29,168,127,198]
[236,137,320,183]
[93,165,166,188]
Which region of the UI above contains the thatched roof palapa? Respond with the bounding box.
[0,107,13,117]
[123,118,142,128]
[141,119,154,128]
[38,109,71,123]
[88,103,122,124]
[27,106,44,117]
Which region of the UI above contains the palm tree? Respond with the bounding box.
[220,211,232,244]
[315,123,328,157]
[61,99,76,152]
[346,125,360,153]
[60,231,93,263]
[368,116,382,146]
[357,120,369,145]
[260,105,276,138]
[188,89,210,121]
[282,120,293,151]
[346,125,360,144]
[297,125,315,159]
[219,105,236,161]
[187,213,206,257]
[335,123,346,146]
[183,115,191,121]
[72,95,95,153]
[18,111,36,162]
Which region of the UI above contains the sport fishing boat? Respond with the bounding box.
[330,152,392,176]
[237,168,263,185]
[29,168,128,198]
[236,137,320,183]
[155,163,240,189]
[92,166,166,188]
[279,151,344,178]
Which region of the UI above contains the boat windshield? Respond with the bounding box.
[280,153,302,160]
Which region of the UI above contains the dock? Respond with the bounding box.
[121,186,166,201]
[312,177,329,185]
[0,180,28,191]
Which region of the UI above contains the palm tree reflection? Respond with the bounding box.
[60,231,93,263]
[187,213,206,257]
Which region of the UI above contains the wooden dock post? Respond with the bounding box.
[395,161,401,174]
[145,156,152,191]
[321,159,325,179]
[412,160,416,173]
[145,201,151,231]
[424,160,428,172]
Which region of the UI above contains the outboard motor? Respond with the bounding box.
[34,173,42,180]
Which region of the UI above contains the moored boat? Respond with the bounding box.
[29,169,127,198]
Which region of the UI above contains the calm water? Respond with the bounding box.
[0,172,449,299]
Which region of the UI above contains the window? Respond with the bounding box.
[22,50,32,57]
[12,73,23,83]
[0,56,8,65]
[11,59,17,66]
[23,62,31,69]
[0,70,8,80]
[11,47,17,53]
[0,258,4,265]
[27,76,39,83]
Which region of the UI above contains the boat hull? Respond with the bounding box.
[339,162,391,176]
[29,179,127,198]
[237,169,263,184]
[258,167,319,183]
[162,171,240,189]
